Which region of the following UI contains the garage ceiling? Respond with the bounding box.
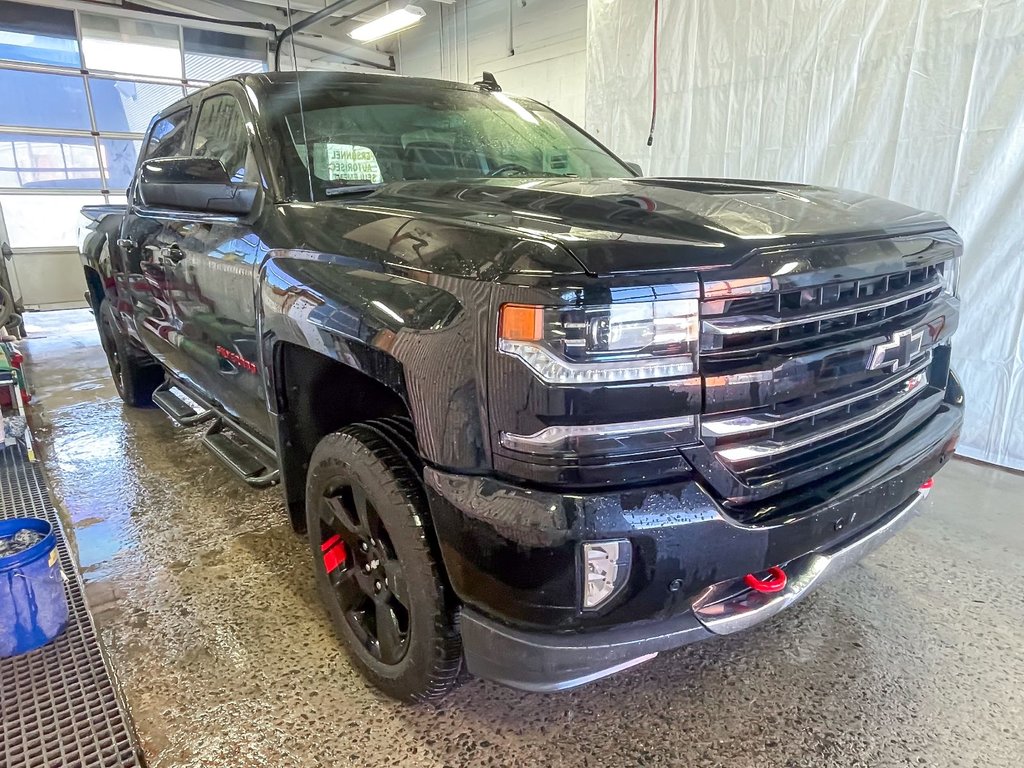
[133,0,412,70]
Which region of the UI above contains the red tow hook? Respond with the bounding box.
[744,566,788,594]
[321,534,347,573]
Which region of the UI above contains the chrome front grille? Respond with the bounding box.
[705,358,930,447]
[701,263,943,357]
[707,360,931,469]
[696,259,954,505]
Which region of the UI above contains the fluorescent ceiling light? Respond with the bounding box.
[349,5,426,42]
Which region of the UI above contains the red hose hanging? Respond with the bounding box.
[647,0,659,146]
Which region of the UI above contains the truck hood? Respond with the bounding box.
[361,177,949,276]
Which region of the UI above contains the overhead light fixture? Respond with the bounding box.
[349,5,426,42]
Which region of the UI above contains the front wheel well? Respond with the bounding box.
[274,342,414,532]
[83,266,105,314]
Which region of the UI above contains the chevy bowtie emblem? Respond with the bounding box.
[867,328,924,372]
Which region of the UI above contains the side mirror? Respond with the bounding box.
[625,162,644,176]
[138,157,257,215]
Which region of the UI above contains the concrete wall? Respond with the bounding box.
[0,198,93,310]
[397,0,588,124]
[10,250,87,311]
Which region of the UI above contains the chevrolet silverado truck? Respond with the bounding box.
[79,71,964,701]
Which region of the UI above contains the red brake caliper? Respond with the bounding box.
[744,566,788,594]
[321,534,347,573]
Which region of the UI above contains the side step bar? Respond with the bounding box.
[152,381,215,426]
[154,378,280,489]
[201,420,280,488]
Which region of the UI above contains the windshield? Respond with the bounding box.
[265,81,633,201]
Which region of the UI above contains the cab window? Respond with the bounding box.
[191,94,257,183]
[143,107,191,161]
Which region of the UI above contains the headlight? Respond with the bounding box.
[939,258,960,297]
[497,285,700,384]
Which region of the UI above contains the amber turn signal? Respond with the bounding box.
[499,303,544,342]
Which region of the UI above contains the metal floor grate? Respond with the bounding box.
[0,445,144,768]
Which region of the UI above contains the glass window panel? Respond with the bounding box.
[0,194,104,248]
[90,79,185,133]
[183,28,266,82]
[0,0,80,67]
[0,133,101,190]
[142,107,192,161]
[80,13,182,79]
[191,95,255,182]
[0,70,90,130]
[99,139,142,192]
[313,144,383,184]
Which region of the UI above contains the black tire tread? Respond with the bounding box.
[370,416,421,473]
[98,298,162,407]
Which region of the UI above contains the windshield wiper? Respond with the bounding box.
[324,181,382,197]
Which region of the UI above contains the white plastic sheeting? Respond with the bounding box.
[586,0,1024,469]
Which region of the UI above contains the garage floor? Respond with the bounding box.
[20,308,1024,768]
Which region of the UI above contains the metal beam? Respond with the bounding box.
[221,0,325,12]
[327,0,389,26]
[26,0,275,36]
[193,0,395,68]
[279,0,363,40]
[136,0,394,69]
[276,0,363,70]
[290,36,394,69]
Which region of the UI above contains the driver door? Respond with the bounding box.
[121,105,194,368]
[163,87,270,439]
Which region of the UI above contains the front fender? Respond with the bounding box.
[258,249,492,471]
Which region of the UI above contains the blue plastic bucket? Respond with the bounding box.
[0,517,69,657]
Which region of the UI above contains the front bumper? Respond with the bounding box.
[424,392,962,691]
[459,485,928,691]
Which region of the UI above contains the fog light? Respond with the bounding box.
[582,540,631,609]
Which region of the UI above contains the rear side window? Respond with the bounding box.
[143,107,191,161]
[190,94,254,182]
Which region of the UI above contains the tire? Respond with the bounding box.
[373,416,421,470]
[0,285,14,329]
[98,299,162,407]
[305,421,462,701]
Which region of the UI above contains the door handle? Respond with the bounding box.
[116,237,136,251]
[160,245,186,263]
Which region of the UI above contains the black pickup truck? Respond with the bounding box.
[79,71,964,701]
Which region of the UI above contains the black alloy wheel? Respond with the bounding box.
[305,421,461,701]
[317,483,411,665]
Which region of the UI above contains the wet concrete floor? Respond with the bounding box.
[18,308,1024,767]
